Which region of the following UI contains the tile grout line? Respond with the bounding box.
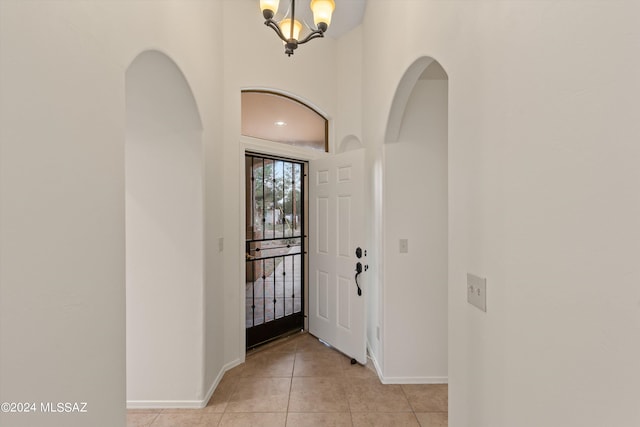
[147,411,160,427]
[283,345,300,426]
[285,367,294,426]
[399,383,423,426]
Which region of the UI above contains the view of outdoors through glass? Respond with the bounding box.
[245,155,305,346]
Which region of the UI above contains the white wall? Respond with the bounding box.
[203,4,227,403]
[383,77,448,382]
[336,27,364,151]
[126,51,204,405]
[0,4,126,426]
[362,1,640,426]
[0,2,225,425]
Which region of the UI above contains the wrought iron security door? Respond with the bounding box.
[245,154,305,349]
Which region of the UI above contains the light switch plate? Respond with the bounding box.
[399,239,409,254]
[467,273,487,312]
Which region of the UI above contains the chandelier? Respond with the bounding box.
[260,0,336,57]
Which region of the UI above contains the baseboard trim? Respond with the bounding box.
[201,358,243,407]
[365,342,448,385]
[381,376,448,385]
[366,341,384,382]
[127,358,243,409]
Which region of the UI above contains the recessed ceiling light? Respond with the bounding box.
[274,121,287,127]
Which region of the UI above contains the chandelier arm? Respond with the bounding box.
[297,29,325,45]
[265,19,289,43]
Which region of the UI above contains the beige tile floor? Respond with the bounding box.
[127,332,448,427]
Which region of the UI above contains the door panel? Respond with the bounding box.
[337,196,352,257]
[317,197,329,254]
[317,270,329,320]
[309,149,366,363]
[245,154,305,349]
[337,276,351,329]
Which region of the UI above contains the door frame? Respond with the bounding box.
[238,134,332,360]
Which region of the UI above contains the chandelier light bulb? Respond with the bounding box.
[279,18,302,41]
[310,0,335,31]
[260,0,280,19]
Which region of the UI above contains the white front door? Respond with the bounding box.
[308,149,366,364]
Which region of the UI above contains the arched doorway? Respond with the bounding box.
[383,58,449,383]
[125,50,204,405]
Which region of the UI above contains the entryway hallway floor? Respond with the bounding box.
[127,332,448,427]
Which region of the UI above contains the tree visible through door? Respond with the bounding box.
[245,154,306,349]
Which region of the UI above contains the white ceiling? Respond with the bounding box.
[324,0,367,39]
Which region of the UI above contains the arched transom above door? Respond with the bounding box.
[241,90,328,152]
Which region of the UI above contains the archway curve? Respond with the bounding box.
[126,50,203,135]
[241,87,330,153]
[384,56,448,144]
[125,49,206,406]
[338,134,363,153]
[380,54,449,384]
[241,86,331,120]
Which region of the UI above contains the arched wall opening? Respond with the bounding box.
[125,50,205,405]
[382,58,449,383]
